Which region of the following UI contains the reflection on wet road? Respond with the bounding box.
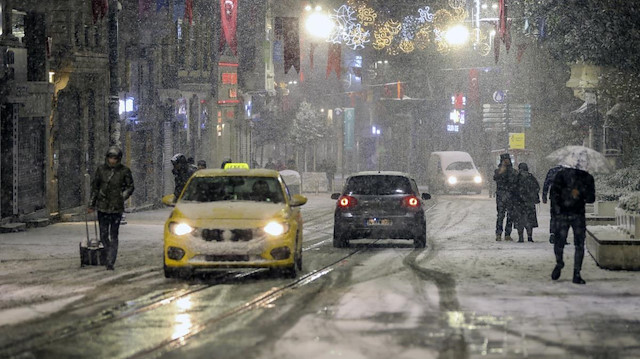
[1,194,639,358]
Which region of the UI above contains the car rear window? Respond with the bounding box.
[344,175,412,195]
[181,176,284,203]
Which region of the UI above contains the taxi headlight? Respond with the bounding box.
[474,175,482,184]
[264,221,289,236]
[447,176,458,185]
[169,222,195,236]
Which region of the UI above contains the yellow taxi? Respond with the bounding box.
[162,163,307,278]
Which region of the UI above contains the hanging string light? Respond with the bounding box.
[323,0,497,56]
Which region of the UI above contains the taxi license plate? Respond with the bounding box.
[366,218,392,226]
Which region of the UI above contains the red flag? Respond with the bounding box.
[220,0,238,55]
[326,44,341,79]
[499,0,507,42]
[139,0,152,18]
[92,0,108,23]
[185,0,193,25]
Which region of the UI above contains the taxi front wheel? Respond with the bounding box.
[270,265,297,278]
[295,233,303,271]
[164,261,193,279]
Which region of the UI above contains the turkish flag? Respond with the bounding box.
[139,0,152,18]
[220,0,238,55]
[185,0,193,25]
[326,43,341,79]
[92,0,108,23]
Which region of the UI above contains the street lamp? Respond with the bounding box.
[304,5,333,39]
[445,24,470,46]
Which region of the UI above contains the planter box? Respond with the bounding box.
[587,226,640,270]
[594,201,618,217]
[615,208,640,239]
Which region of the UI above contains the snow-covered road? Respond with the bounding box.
[0,193,639,358]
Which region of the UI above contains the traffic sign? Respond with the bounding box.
[482,103,532,128]
[509,133,525,149]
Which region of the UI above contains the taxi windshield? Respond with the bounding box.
[181,176,284,203]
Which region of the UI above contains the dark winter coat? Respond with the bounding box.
[542,165,563,203]
[493,164,517,196]
[513,170,540,229]
[173,165,196,199]
[550,167,596,216]
[90,162,135,214]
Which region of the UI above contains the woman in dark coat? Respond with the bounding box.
[513,162,540,242]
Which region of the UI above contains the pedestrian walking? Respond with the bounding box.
[513,163,540,242]
[88,146,134,270]
[264,158,276,170]
[197,160,207,170]
[542,165,564,244]
[549,154,595,285]
[171,153,195,200]
[322,159,336,192]
[493,153,517,241]
[221,157,232,169]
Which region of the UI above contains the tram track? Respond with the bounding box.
[1,201,438,358]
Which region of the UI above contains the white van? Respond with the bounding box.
[427,151,483,194]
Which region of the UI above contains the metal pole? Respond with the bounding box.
[504,90,510,150]
[108,0,120,148]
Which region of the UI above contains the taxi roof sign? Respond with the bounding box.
[223,162,250,170]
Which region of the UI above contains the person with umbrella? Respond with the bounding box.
[549,149,596,285]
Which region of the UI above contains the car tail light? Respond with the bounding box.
[337,195,358,208]
[402,195,420,208]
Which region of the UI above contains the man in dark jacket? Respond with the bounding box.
[493,153,517,241]
[513,163,540,242]
[88,147,135,270]
[542,165,564,244]
[549,161,595,284]
[264,158,276,170]
[171,153,196,200]
[221,157,233,169]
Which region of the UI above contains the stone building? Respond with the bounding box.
[1,0,275,227]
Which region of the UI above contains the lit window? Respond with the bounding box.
[125,98,134,112]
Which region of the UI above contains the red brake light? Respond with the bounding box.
[402,195,420,208]
[337,195,357,208]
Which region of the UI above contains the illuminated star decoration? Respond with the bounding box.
[328,5,370,50]
[327,1,494,56]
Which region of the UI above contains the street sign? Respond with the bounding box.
[509,133,525,149]
[482,103,532,128]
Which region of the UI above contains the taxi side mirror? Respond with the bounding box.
[421,193,431,200]
[162,194,176,207]
[330,193,341,200]
[290,194,307,207]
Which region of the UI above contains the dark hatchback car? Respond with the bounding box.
[331,171,431,248]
